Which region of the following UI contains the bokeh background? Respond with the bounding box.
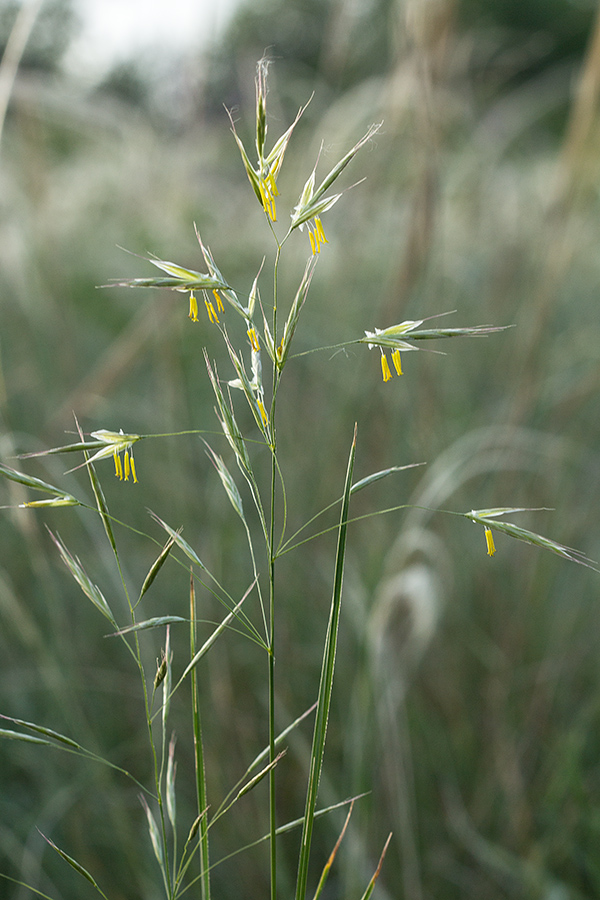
[1,0,600,898]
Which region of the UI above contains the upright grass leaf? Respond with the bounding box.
[295,426,357,900]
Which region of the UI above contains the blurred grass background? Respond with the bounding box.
[1,0,600,897]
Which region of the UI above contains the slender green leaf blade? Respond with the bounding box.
[350,462,425,495]
[295,426,356,900]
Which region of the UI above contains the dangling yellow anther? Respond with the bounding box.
[391,348,403,375]
[212,289,224,313]
[113,449,123,480]
[485,527,496,557]
[205,299,220,324]
[315,217,328,246]
[247,328,260,352]
[188,291,199,322]
[381,352,392,382]
[124,449,131,481]
[308,229,316,255]
[130,452,138,484]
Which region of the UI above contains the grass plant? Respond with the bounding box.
[0,28,599,900]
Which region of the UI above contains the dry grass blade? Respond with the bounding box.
[359,833,393,900]
[311,800,354,900]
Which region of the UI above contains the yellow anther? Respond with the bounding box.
[381,353,392,382]
[114,450,123,480]
[315,217,328,245]
[130,452,138,484]
[391,348,403,375]
[485,527,496,557]
[189,291,198,322]
[212,289,224,313]
[124,449,131,481]
[247,328,260,352]
[205,299,220,324]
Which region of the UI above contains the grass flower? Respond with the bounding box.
[108,240,248,322]
[109,255,230,295]
[362,314,513,379]
[290,124,382,248]
[228,58,309,223]
[363,315,511,351]
[89,429,140,483]
[466,508,598,570]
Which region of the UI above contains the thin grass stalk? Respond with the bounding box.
[74,424,173,890]
[190,572,211,900]
[80,440,173,893]
[295,426,357,900]
[268,238,282,900]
